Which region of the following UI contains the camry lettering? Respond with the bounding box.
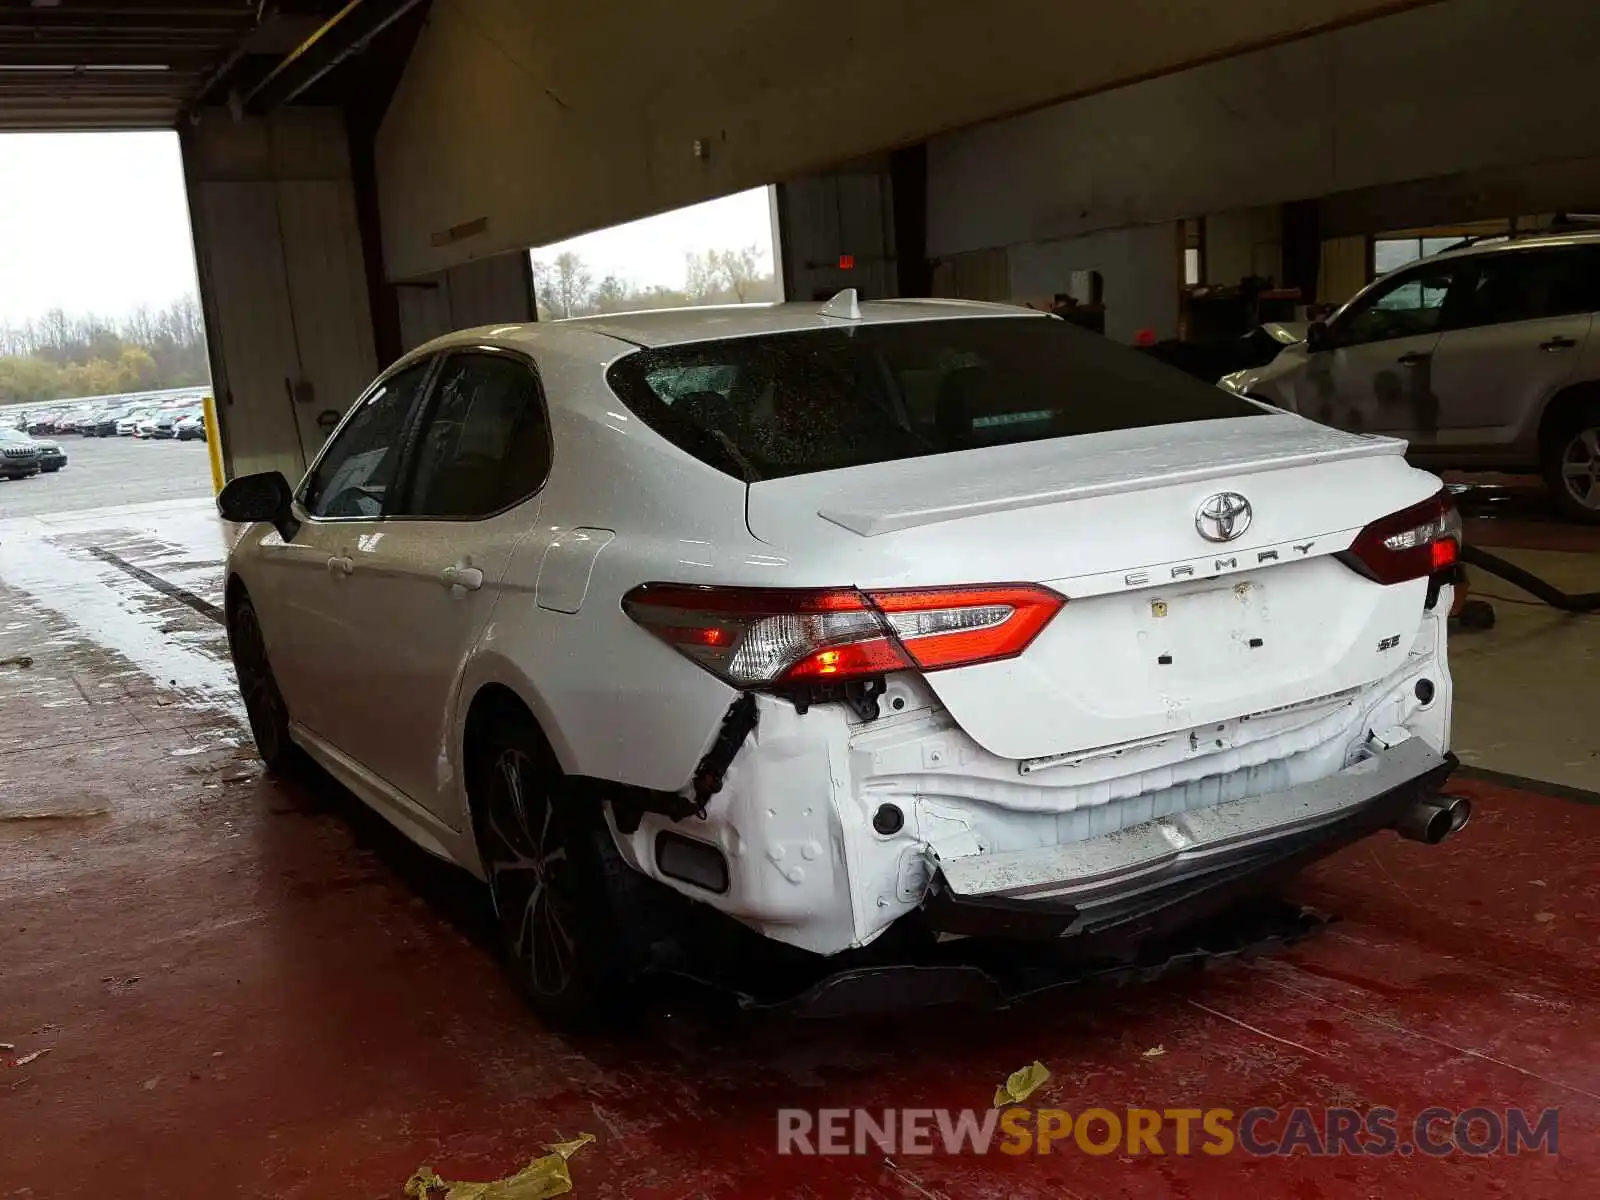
[1117,542,1323,588]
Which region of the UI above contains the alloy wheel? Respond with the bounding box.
[480,748,580,998]
[1559,426,1600,513]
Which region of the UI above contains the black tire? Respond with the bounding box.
[469,711,666,1028]
[228,595,295,774]
[1544,401,1600,524]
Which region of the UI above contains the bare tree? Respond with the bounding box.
[714,245,766,303]
[685,250,722,303]
[593,275,629,313]
[542,252,594,319]
[121,304,157,348]
[0,293,211,403]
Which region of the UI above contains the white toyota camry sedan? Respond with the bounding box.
[220,294,1466,1024]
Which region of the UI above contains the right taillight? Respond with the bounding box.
[1340,491,1461,585]
[621,582,1065,689]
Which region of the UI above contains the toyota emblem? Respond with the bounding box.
[1195,492,1252,542]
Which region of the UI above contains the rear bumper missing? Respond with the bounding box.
[924,736,1456,946]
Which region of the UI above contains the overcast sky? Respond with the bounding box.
[0,132,776,329]
[0,132,198,328]
[529,186,777,290]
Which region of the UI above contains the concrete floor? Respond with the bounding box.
[2,451,1597,1198]
[1449,479,1600,794]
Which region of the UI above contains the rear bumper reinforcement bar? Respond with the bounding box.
[924,737,1457,945]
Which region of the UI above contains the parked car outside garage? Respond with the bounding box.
[174,410,207,441]
[26,409,63,436]
[83,407,129,437]
[150,407,200,440]
[31,436,66,472]
[220,299,1464,1026]
[1222,231,1600,522]
[0,427,43,478]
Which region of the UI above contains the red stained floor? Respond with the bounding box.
[2,524,1598,1198]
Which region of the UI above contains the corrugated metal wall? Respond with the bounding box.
[395,251,535,353]
[930,249,1011,302]
[190,181,304,483]
[778,163,898,303]
[277,180,378,455]
[183,109,378,482]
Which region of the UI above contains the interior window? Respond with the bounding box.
[403,353,550,518]
[1334,266,1455,345]
[302,361,432,519]
[1449,249,1600,329]
[1372,236,1466,275]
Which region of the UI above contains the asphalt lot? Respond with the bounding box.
[0,432,213,516]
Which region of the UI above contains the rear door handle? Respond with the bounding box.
[327,555,353,577]
[1540,336,1578,351]
[441,564,484,592]
[1396,351,1433,366]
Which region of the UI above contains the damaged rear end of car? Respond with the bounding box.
[573,308,1465,965]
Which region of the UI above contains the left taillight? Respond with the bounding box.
[621,582,1065,688]
[1340,490,1461,585]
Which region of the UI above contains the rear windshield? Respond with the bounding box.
[604,315,1262,481]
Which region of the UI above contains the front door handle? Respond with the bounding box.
[327,555,354,577]
[441,564,484,592]
[1396,351,1433,366]
[1540,336,1578,351]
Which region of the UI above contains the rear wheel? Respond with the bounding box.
[1544,402,1600,524]
[470,713,666,1027]
[228,596,294,774]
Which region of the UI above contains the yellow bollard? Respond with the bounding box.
[202,394,225,496]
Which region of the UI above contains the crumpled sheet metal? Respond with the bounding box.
[404,1134,596,1200]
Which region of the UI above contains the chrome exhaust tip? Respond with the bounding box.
[1395,794,1472,844]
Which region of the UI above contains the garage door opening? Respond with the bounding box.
[1,131,213,513]
[528,186,781,320]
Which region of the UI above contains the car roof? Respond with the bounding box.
[1415,229,1600,267]
[560,297,1039,347]
[418,296,1044,357]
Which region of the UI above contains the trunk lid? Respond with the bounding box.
[746,414,1440,762]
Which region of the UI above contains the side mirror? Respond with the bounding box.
[1305,320,1330,352]
[217,471,299,542]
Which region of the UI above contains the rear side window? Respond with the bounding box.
[605,317,1261,481]
[401,352,550,518]
[1448,248,1600,328]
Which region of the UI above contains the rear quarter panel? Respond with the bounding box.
[461,352,760,793]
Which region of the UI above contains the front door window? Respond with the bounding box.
[1333,265,1457,347]
[300,361,433,518]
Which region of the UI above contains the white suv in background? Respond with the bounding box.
[220,298,1464,1025]
[1222,232,1600,522]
